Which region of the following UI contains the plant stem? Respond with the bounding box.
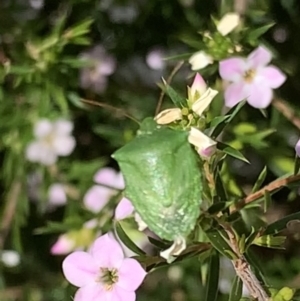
[220,223,270,301]
[232,174,300,213]
[0,180,22,250]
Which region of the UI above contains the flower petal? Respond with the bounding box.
[51,234,75,255]
[117,258,147,291]
[34,119,53,138]
[190,73,207,96]
[74,284,106,301]
[62,251,98,287]
[94,168,117,186]
[295,139,300,157]
[257,66,286,88]
[247,83,273,109]
[115,198,135,220]
[219,58,246,82]
[217,12,240,36]
[26,141,57,165]
[224,82,249,108]
[48,183,67,206]
[134,213,148,231]
[52,135,76,156]
[189,51,213,70]
[111,286,136,301]
[54,119,74,135]
[188,127,217,159]
[160,236,186,263]
[90,233,124,269]
[247,45,272,69]
[83,185,112,213]
[154,108,182,125]
[192,87,218,116]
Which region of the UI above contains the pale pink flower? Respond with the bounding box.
[295,139,300,157]
[79,45,116,94]
[62,234,146,301]
[146,48,165,70]
[115,197,134,220]
[48,183,67,206]
[26,119,75,165]
[51,234,75,255]
[84,168,124,213]
[219,45,286,108]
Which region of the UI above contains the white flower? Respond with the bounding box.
[189,51,213,71]
[217,13,240,36]
[155,73,218,125]
[48,183,67,206]
[189,13,240,70]
[160,236,186,263]
[1,250,20,267]
[26,119,75,166]
[188,127,217,159]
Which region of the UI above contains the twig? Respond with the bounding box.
[0,180,22,250]
[155,60,184,116]
[220,223,270,301]
[81,98,140,125]
[232,174,300,213]
[272,98,300,130]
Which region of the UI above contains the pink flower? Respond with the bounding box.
[51,234,75,255]
[84,168,124,213]
[295,139,300,157]
[219,45,286,109]
[62,234,147,301]
[115,197,135,220]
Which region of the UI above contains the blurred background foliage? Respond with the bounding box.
[2,0,300,300]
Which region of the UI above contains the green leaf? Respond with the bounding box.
[228,275,243,301]
[209,115,231,128]
[211,101,246,139]
[207,201,233,215]
[263,190,272,213]
[247,23,275,41]
[294,155,300,175]
[163,80,187,107]
[217,142,249,163]
[263,212,300,235]
[115,222,146,256]
[204,251,220,301]
[204,227,237,259]
[252,166,267,193]
[253,235,286,249]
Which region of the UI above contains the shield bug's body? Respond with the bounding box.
[112,118,202,241]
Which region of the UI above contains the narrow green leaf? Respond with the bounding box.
[147,236,169,249]
[228,275,243,301]
[204,251,220,301]
[163,81,187,107]
[209,115,231,128]
[253,235,286,249]
[217,142,249,163]
[247,23,275,41]
[294,155,300,175]
[215,169,228,203]
[207,201,233,215]
[211,101,246,138]
[115,222,146,256]
[263,190,272,213]
[263,212,300,235]
[204,228,237,259]
[252,166,267,193]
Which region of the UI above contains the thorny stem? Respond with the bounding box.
[232,174,300,213]
[0,180,22,250]
[220,222,270,301]
[155,60,184,116]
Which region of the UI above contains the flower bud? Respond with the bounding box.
[154,108,182,125]
[192,88,218,116]
[217,13,240,36]
[189,51,213,71]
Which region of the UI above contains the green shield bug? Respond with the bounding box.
[112,117,202,242]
